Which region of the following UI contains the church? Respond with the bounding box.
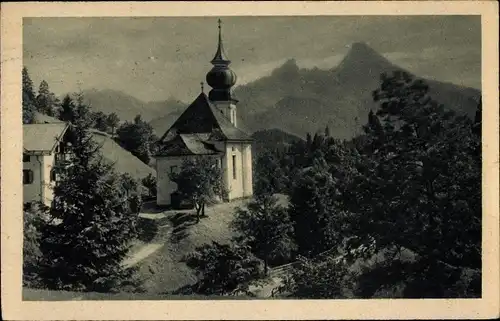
[155,20,253,207]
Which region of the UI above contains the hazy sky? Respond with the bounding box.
[23,16,481,103]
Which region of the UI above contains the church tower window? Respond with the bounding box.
[232,155,237,180]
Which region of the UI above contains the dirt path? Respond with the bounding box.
[122,243,164,268]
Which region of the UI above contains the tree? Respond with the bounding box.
[22,67,36,124]
[141,173,157,199]
[185,241,263,295]
[279,255,355,299]
[106,112,120,137]
[58,95,77,124]
[288,162,342,257]
[92,111,109,132]
[23,202,50,287]
[170,156,226,223]
[341,71,482,297]
[254,150,286,196]
[324,125,331,138]
[116,115,156,164]
[36,80,59,117]
[232,195,296,274]
[39,96,141,292]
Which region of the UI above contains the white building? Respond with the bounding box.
[23,122,71,206]
[155,20,253,207]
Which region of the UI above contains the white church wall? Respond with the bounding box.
[156,156,185,206]
[225,143,245,200]
[156,154,225,206]
[242,143,253,197]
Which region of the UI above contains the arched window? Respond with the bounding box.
[23,170,34,185]
[50,169,57,182]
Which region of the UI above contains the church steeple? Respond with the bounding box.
[206,19,238,104]
[211,19,230,65]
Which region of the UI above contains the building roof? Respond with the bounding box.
[23,122,69,153]
[156,133,223,157]
[159,92,252,143]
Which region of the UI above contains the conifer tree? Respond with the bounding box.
[39,95,141,292]
[232,194,296,274]
[22,67,36,124]
[36,80,59,117]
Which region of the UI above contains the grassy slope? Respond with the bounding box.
[136,199,249,293]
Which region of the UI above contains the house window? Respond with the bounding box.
[170,165,178,174]
[231,146,235,152]
[50,169,57,182]
[23,154,30,162]
[23,170,34,185]
[232,155,237,180]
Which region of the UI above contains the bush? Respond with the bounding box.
[23,202,49,287]
[185,241,263,295]
[136,218,159,243]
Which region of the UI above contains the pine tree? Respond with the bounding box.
[58,95,77,123]
[232,195,296,274]
[36,80,59,116]
[288,163,340,257]
[39,96,141,292]
[22,67,36,124]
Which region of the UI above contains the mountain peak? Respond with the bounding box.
[333,42,397,79]
[272,58,299,76]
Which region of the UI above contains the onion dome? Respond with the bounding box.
[206,19,238,102]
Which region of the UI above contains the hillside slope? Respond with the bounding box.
[80,89,187,123]
[251,128,303,156]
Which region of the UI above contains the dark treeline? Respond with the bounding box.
[249,70,482,298]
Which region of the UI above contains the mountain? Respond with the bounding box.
[80,89,187,123]
[32,112,155,181]
[233,42,481,139]
[251,128,303,156]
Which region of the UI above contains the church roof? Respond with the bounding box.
[159,92,252,143]
[156,133,223,157]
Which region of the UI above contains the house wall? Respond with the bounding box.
[23,155,43,204]
[23,154,56,206]
[43,154,56,205]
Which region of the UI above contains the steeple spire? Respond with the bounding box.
[206,18,237,104]
[211,18,230,65]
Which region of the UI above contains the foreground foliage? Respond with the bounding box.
[38,96,142,293]
[185,241,263,295]
[268,71,482,298]
[170,156,226,222]
[232,195,296,274]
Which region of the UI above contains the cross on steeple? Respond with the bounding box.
[200,81,204,93]
[211,18,230,64]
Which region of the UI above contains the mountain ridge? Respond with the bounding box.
[73,42,480,140]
